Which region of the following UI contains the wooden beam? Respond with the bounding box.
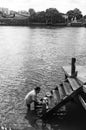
[68,78,80,91]
[58,84,66,100]
[62,65,86,84]
[71,57,76,77]
[78,95,86,110]
[63,82,73,96]
[54,89,61,103]
[82,85,86,93]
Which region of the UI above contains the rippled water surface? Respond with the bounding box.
[0,26,86,129]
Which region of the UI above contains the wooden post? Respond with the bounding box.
[78,95,86,110]
[71,57,77,77]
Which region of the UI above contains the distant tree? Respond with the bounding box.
[0,11,2,15]
[84,15,86,19]
[28,8,66,24]
[67,8,83,21]
[45,8,65,24]
[28,8,36,16]
[36,11,46,23]
[73,8,83,20]
[0,11,3,18]
[83,15,86,22]
[45,8,59,24]
[67,10,74,21]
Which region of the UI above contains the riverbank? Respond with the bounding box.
[0,20,67,27]
[28,22,67,27]
[0,18,85,27]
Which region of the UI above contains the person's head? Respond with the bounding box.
[55,87,58,91]
[35,86,41,94]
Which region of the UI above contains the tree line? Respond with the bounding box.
[28,8,85,25]
[0,7,85,26]
[28,8,66,24]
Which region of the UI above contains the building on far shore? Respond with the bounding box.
[18,10,30,17]
[70,17,83,27]
[0,7,10,15]
[61,13,68,19]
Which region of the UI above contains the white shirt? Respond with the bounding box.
[25,89,37,105]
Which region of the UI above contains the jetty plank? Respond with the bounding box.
[68,78,80,91]
[58,84,66,100]
[63,82,73,95]
[62,66,71,76]
[78,95,86,110]
[54,89,61,103]
[83,85,86,93]
[63,66,86,83]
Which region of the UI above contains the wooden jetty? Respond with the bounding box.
[40,58,86,121]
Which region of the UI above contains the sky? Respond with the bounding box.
[0,0,86,15]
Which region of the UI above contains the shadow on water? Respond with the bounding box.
[24,99,86,130]
[24,107,65,130]
[59,99,86,130]
[28,25,65,30]
[25,109,53,130]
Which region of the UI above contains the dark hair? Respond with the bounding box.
[55,87,58,90]
[50,90,53,94]
[35,86,40,91]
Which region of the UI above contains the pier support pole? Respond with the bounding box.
[71,58,77,77]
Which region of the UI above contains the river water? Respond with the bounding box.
[0,26,86,129]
